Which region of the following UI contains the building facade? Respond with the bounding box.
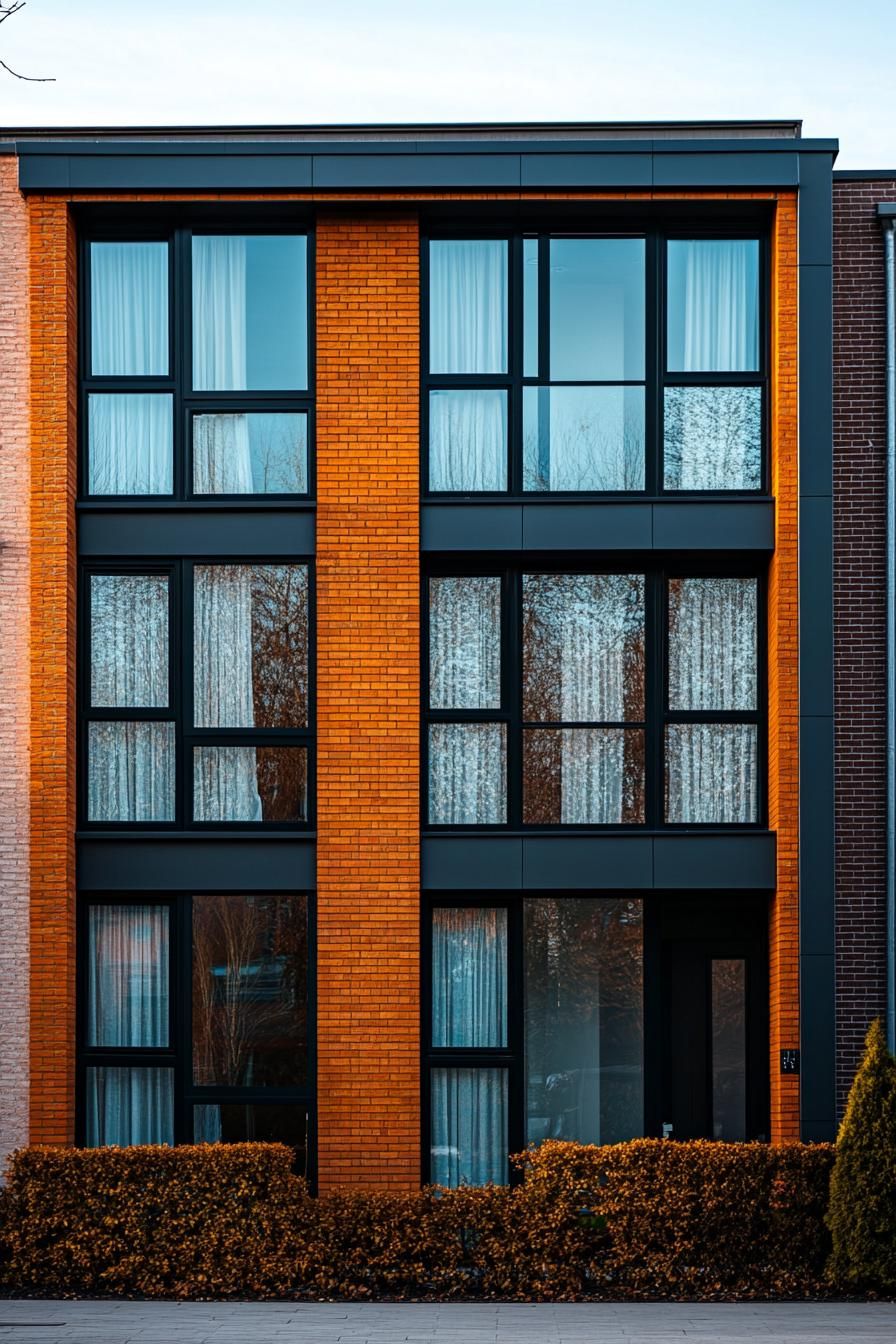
[0,120,889,1190]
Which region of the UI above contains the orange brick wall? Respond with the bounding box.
[28,194,77,1145]
[767,194,801,1141]
[315,212,421,1190]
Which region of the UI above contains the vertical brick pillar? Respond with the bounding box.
[0,158,32,1160]
[767,194,801,1141]
[315,212,421,1189]
[28,195,78,1145]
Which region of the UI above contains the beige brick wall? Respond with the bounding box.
[0,155,30,1161]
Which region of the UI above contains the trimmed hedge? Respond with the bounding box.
[0,1138,835,1300]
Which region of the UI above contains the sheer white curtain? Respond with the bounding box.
[88,394,173,496]
[432,908,507,1048]
[193,566,262,821]
[193,414,253,493]
[666,723,757,823]
[429,240,507,373]
[91,241,168,376]
[668,578,757,711]
[670,240,759,372]
[88,723,175,822]
[86,1066,174,1147]
[429,577,501,710]
[88,905,168,1047]
[191,236,254,497]
[429,723,506,825]
[431,1067,507,1187]
[429,390,507,492]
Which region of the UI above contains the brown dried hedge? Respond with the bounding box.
[0,1138,835,1300]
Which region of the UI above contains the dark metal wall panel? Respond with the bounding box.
[78,508,315,557]
[421,504,523,551]
[651,501,775,551]
[521,503,653,550]
[653,153,799,188]
[520,154,652,188]
[652,834,777,888]
[522,836,653,888]
[421,837,523,889]
[77,837,316,890]
[311,154,521,189]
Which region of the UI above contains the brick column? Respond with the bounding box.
[315,212,421,1189]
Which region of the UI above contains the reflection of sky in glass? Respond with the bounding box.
[549,238,645,381]
[244,236,307,389]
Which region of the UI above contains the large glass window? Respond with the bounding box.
[425,568,762,829]
[426,898,643,1186]
[80,894,312,1173]
[424,229,765,496]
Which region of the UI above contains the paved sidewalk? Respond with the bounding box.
[0,1301,895,1344]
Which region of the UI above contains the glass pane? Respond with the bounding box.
[525,898,643,1147]
[429,576,501,710]
[428,723,506,825]
[523,728,644,825]
[193,894,308,1087]
[429,240,508,374]
[664,386,762,491]
[87,722,175,822]
[193,745,308,823]
[712,958,747,1141]
[87,393,173,496]
[668,577,757,712]
[193,412,308,495]
[430,1067,508,1186]
[90,241,168,376]
[85,1066,174,1147]
[522,573,645,722]
[665,723,758,823]
[432,907,507,1047]
[88,904,169,1048]
[192,235,308,391]
[429,389,507,492]
[523,385,645,491]
[523,237,539,377]
[194,565,308,729]
[90,575,169,709]
[194,1105,309,1176]
[549,238,645,381]
[667,239,760,372]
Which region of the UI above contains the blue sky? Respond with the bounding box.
[0,0,893,167]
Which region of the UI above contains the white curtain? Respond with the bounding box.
[193,413,254,493]
[86,1066,173,1147]
[429,240,507,373]
[431,1067,507,1187]
[666,723,757,823]
[429,390,507,492]
[193,565,262,822]
[88,721,175,822]
[523,386,645,494]
[91,574,168,708]
[90,241,168,376]
[192,235,248,390]
[88,394,173,496]
[429,723,506,825]
[429,576,501,710]
[432,908,507,1048]
[668,578,757,711]
[87,904,168,1047]
[663,386,762,491]
[669,239,759,372]
[194,1104,224,1143]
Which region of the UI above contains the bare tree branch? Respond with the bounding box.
[0,2,55,81]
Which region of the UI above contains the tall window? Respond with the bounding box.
[80,893,312,1169]
[424,230,764,496]
[83,231,311,499]
[425,569,762,829]
[426,898,643,1186]
[82,563,313,827]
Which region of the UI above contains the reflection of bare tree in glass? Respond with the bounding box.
[192,894,308,1088]
[664,387,761,491]
[524,413,644,492]
[251,417,307,494]
[249,566,309,819]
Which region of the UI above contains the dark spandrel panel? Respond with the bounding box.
[525,898,643,1148]
[429,576,501,710]
[549,238,645,382]
[194,1103,309,1176]
[668,577,758,712]
[193,412,308,495]
[428,723,506,826]
[429,240,508,375]
[90,574,169,709]
[87,721,175,823]
[192,893,309,1088]
[192,235,308,391]
[194,565,309,730]
[665,723,758,824]
[522,573,645,723]
[523,728,645,825]
[664,386,762,491]
[666,239,760,373]
[522,384,645,492]
[90,241,169,377]
[193,746,308,823]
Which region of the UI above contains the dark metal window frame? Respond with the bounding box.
[78,221,316,504]
[79,558,316,831]
[422,559,767,832]
[76,889,316,1182]
[421,223,769,500]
